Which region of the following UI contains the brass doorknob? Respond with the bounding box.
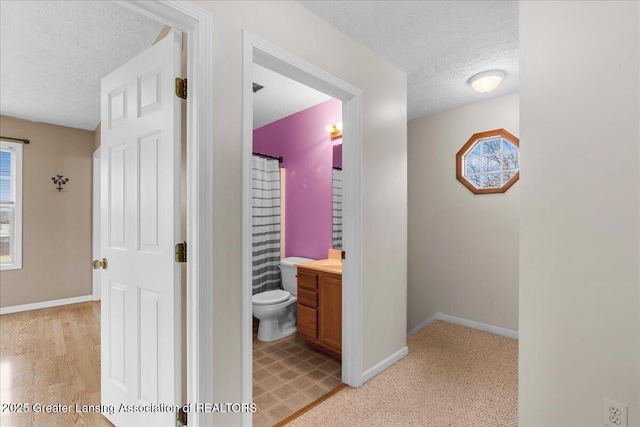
[92,258,107,269]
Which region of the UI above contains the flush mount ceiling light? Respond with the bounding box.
[468,70,506,93]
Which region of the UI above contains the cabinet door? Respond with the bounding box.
[318,274,342,352]
[297,304,318,340]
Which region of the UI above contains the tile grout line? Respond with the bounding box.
[252,328,342,426]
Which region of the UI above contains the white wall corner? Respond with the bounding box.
[0,295,93,315]
[407,312,443,336]
[361,346,409,384]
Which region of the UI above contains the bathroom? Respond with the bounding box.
[250,63,344,427]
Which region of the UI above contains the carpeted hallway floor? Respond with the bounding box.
[288,320,518,426]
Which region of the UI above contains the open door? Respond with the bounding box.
[99,30,183,426]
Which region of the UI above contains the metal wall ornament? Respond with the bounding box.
[51,175,69,191]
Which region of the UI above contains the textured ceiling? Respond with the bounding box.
[298,1,519,120]
[1,1,518,131]
[253,63,332,129]
[0,1,163,131]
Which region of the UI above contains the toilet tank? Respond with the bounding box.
[280,257,314,295]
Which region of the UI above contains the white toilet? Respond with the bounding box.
[252,256,314,342]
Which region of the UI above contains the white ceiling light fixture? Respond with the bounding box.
[468,70,506,93]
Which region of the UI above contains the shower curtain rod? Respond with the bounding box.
[253,152,282,163]
[1,136,30,144]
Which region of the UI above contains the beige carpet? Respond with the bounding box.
[288,320,518,427]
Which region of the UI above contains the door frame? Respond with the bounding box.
[92,147,101,301]
[241,32,364,425]
[116,2,214,426]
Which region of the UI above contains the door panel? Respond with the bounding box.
[139,288,161,403]
[109,145,126,247]
[100,30,182,427]
[109,282,127,389]
[138,132,160,250]
[138,70,162,116]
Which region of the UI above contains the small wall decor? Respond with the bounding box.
[51,175,69,191]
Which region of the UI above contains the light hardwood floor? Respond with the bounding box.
[0,301,113,426]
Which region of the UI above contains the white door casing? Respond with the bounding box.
[100,30,182,427]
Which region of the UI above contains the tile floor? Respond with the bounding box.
[252,319,342,427]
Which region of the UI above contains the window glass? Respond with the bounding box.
[0,141,22,269]
[456,130,519,194]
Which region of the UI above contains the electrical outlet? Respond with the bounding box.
[604,398,627,427]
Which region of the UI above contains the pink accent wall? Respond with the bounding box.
[253,98,342,260]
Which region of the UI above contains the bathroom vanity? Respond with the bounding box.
[295,259,342,359]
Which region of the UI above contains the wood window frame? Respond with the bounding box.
[456,128,520,195]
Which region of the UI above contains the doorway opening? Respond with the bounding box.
[241,32,364,426]
[0,2,213,427]
[102,2,214,426]
[250,61,344,426]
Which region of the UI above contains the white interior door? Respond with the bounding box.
[100,30,182,427]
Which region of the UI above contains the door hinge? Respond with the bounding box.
[341,250,346,260]
[175,241,187,263]
[175,78,187,99]
[176,406,187,427]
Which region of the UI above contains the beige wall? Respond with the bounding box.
[519,2,639,426]
[407,94,519,332]
[193,1,407,423]
[0,115,94,307]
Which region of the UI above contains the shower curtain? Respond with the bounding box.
[332,168,343,249]
[252,156,282,295]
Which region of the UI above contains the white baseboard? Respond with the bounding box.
[407,312,443,336]
[408,312,519,340]
[361,345,409,384]
[0,295,93,315]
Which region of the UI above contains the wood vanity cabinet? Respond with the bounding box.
[297,267,342,357]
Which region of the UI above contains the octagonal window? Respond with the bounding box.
[456,129,520,194]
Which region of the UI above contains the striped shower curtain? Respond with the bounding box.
[252,156,282,295]
[332,168,343,249]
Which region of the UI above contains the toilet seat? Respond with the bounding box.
[252,290,290,306]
